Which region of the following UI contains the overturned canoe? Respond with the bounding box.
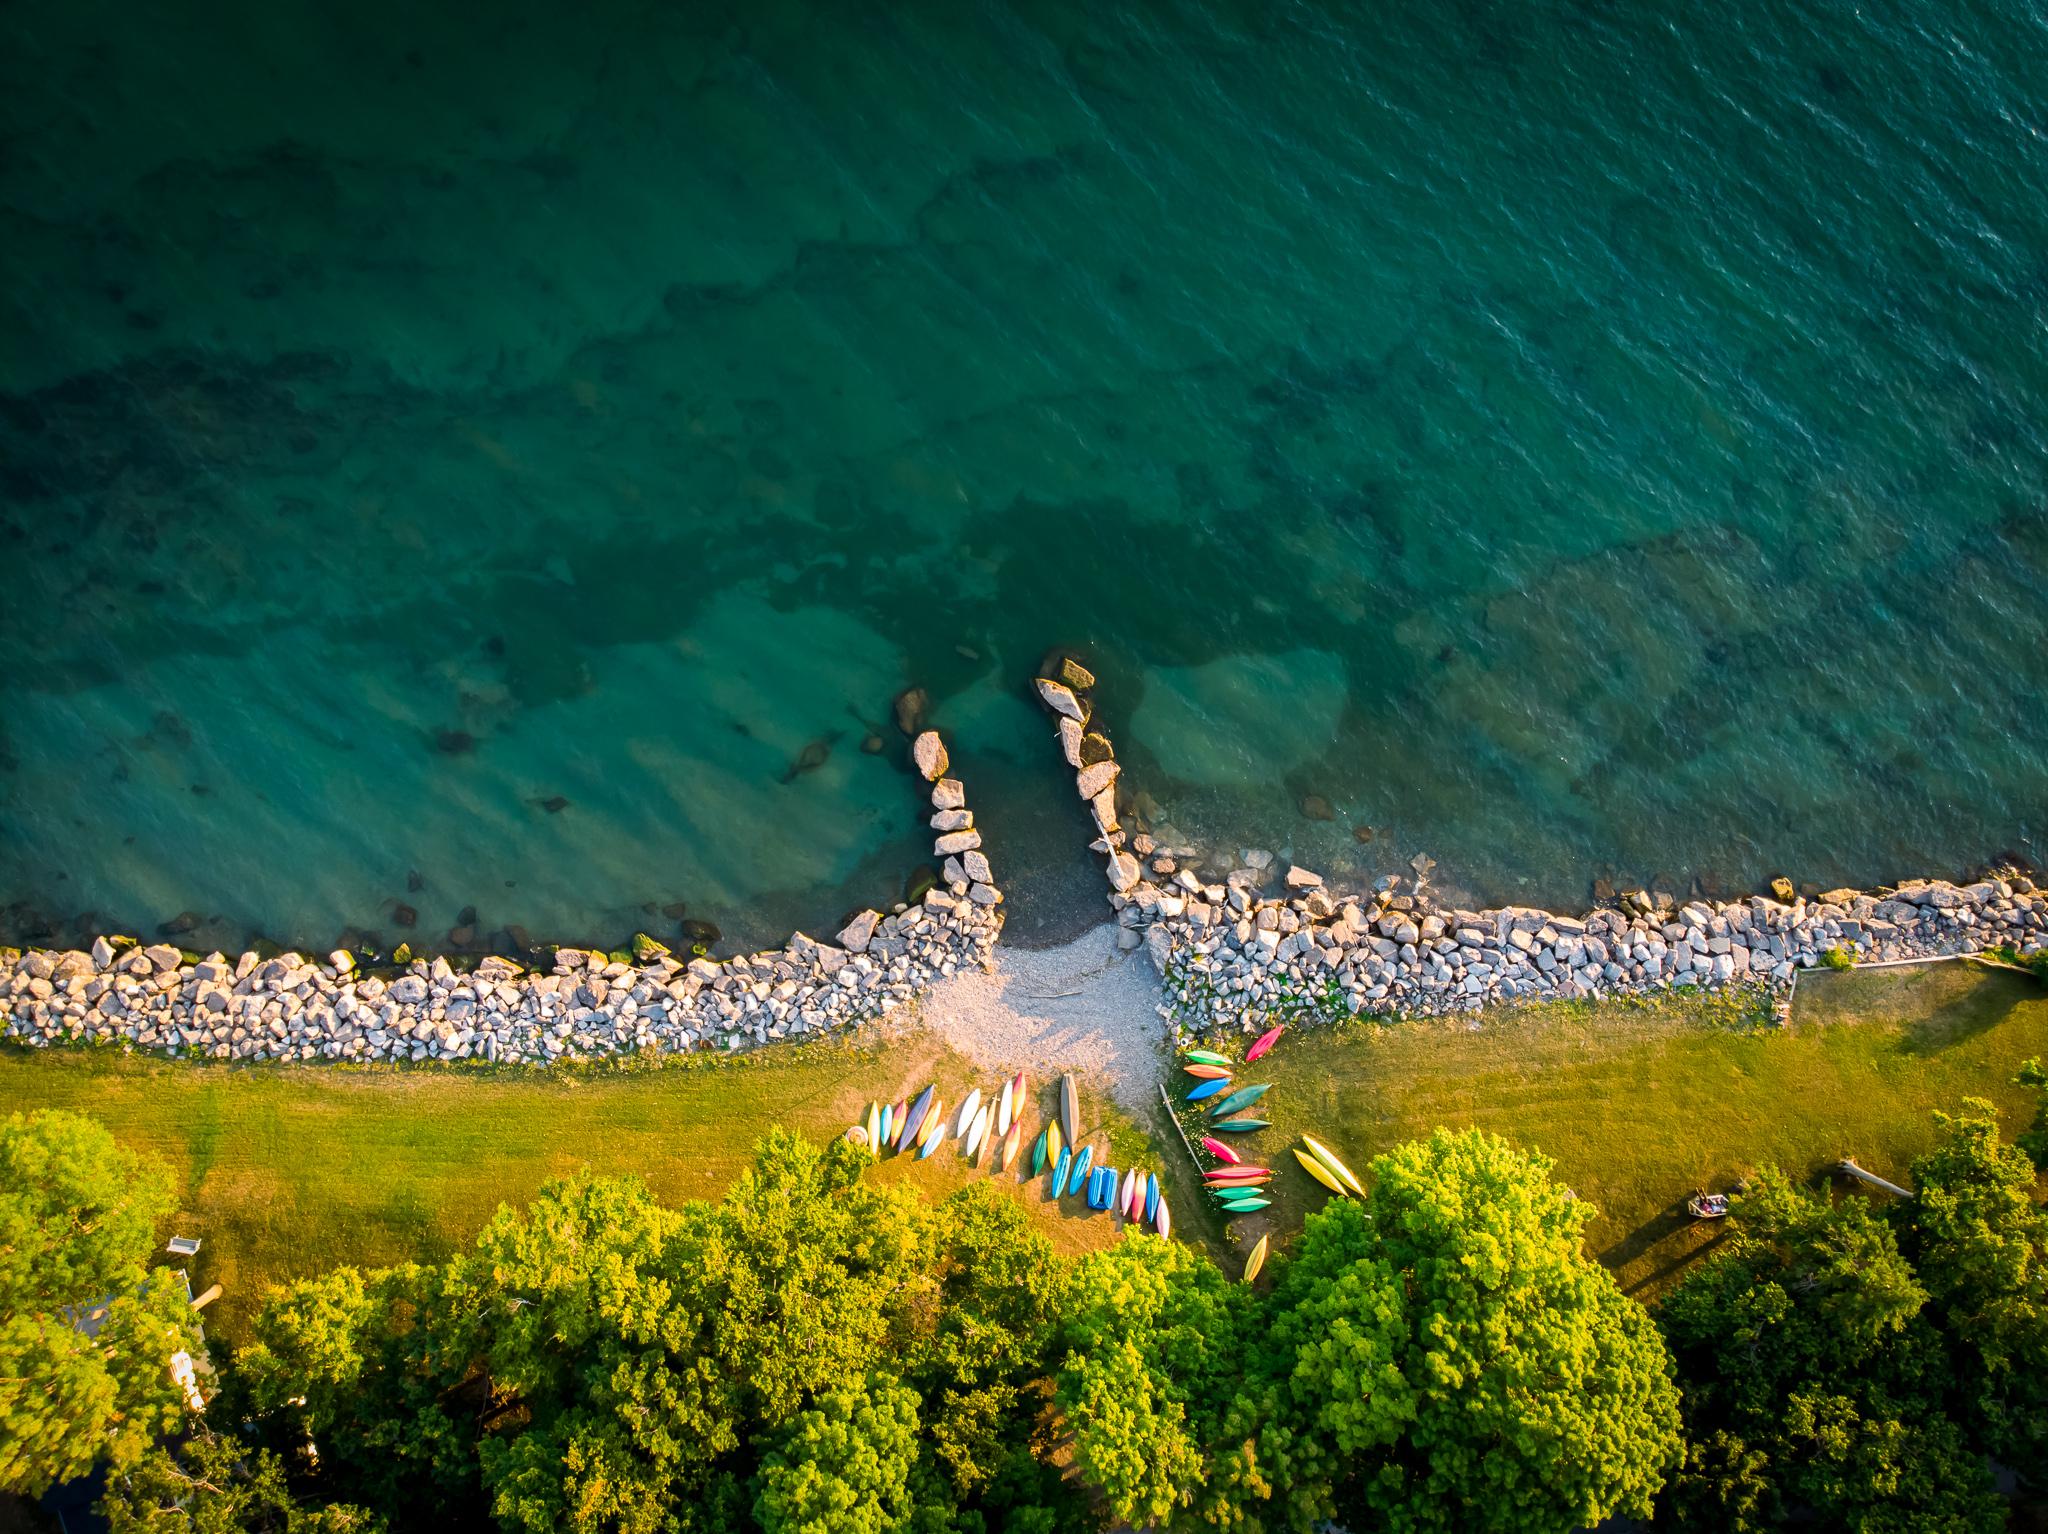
[1243,1233,1270,1282]
[900,1086,935,1150]
[1200,1136,1243,1165]
[1300,1134,1366,1197]
[1209,1084,1272,1118]
[1210,1118,1269,1134]
[1060,1073,1080,1145]
[1245,1024,1286,1063]
[1293,1148,1345,1195]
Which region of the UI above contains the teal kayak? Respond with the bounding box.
[1051,1145,1072,1196]
[1210,1117,1270,1134]
[1144,1174,1160,1223]
[1071,1145,1094,1195]
[1186,1077,1231,1102]
[1209,1084,1271,1118]
[1219,1196,1271,1212]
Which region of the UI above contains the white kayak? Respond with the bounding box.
[955,1089,983,1140]
[997,1079,1014,1137]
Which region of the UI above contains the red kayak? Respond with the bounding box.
[1200,1136,1242,1164]
[1245,1024,1285,1063]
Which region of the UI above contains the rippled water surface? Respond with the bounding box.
[4,0,2046,953]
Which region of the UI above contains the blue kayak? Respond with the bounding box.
[1186,1077,1231,1102]
[1071,1145,1094,1195]
[1096,1168,1120,1209]
[1051,1144,1072,1196]
[1144,1173,1160,1223]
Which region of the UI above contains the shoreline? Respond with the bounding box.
[4,660,2044,1069]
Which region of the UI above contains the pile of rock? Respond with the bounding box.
[1050,675,2047,1036]
[0,731,1001,1066]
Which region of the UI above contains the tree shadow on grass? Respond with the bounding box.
[1891,967,2038,1057]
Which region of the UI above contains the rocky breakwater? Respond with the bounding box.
[1026,664,2048,1036]
[0,732,1002,1065]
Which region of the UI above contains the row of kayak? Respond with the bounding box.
[851,1071,1173,1239]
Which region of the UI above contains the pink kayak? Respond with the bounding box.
[1245,1024,1285,1063]
[1200,1136,1243,1164]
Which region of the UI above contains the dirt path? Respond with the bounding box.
[913,923,1170,1117]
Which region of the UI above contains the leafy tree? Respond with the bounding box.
[0,1109,199,1496]
[1896,1097,2048,1488]
[1658,1167,2002,1532]
[752,1378,920,1534]
[1054,1128,1680,1534]
[103,1422,382,1533]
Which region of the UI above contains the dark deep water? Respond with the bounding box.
[3,0,2046,957]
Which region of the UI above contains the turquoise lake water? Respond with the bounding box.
[3,0,2046,955]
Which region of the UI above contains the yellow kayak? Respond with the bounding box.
[1300,1134,1365,1197]
[1046,1119,1064,1165]
[864,1103,880,1149]
[915,1098,945,1151]
[1243,1233,1269,1282]
[1293,1147,1346,1195]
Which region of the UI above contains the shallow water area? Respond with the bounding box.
[3,0,2045,953]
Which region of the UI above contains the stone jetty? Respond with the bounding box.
[1025,663,2048,1039]
[0,731,1001,1065]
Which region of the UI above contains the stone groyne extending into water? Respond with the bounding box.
[3,661,2044,1067]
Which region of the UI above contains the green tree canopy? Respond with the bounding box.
[0,1109,199,1497]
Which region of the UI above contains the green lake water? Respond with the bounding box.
[3,0,2045,955]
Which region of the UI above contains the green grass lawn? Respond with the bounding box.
[8,959,2045,1340]
[1173,962,2048,1293]
[0,1033,1154,1344]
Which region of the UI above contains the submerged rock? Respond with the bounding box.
[1300,794,1335,821]
[893,687,930,736]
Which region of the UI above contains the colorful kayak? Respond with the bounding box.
[901,1086,935,1150]
[1071,1145,1094,1194]
[966,1103,991,1160]
[956,1089,983,1141]
[1031,1128,1049,1176]
[1221,1197,1271,1213]
[879,1102,893,1148]
[915,1098,945,1151]
[1121,1169,1139,1219]
[1186,1077,1231,1103]
[1144,1173,1160,1224]
[1245,1024,1286,1063]
[1009,1072,1027,1130]
[918,1121,948,1159]
[1184,1048,1229,1066]
[1204,1166,1271,1179]
[997,1079,1014,1137]
[1300,1134,1367,1197]
[1060,1073,1080,1146]
[1046,1119,1064,1166]
[1200,1136,1243,1165]
[1211,1118,1269,1134]
[1155,1198,1172,1239]
[1243,1234,1269,1282]
[1209,1084,1272,1118]
[999,1122,1022,1172]
[1183,1062,1232,1080]
[1294,1148,1345,1194]
[1051,1145,1072,1196]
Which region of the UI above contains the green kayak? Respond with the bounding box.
[1219,1196,1271,1212]
[1210,1117,1269,1134]
[1209,1083,1272,1118]
[1030,1128,1049,1176]
[1183,1048,1229,1066]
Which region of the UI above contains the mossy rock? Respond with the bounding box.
[608,949,634,966]
[1078,732,1114,767]
[391,942,414,966]
[107,934,139,952]
[0,948,19,965]
[632,932,672,962]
